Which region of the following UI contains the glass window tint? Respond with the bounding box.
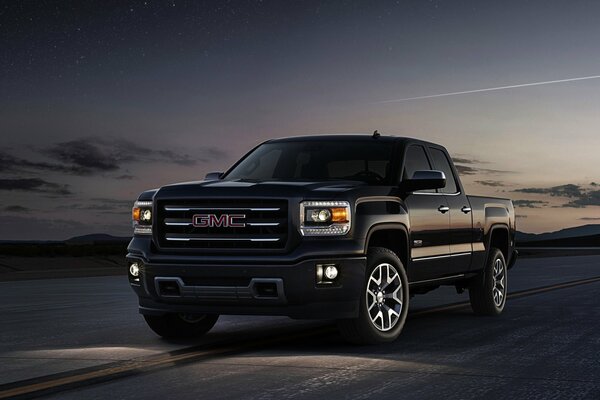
[429,148,458,193]
[225,141,393,185]
[403,145,435,192]
[234,148,282,180]
[403,145,431,179]
[327,160,389,180]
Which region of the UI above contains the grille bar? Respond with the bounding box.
[247,222,280,227]
[164,207,281,212]
[164,220,282,227]
[157,199,288,251]
[165,236,281,242]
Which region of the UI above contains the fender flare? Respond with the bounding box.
[486,223,510,262]
[364,223,410,263]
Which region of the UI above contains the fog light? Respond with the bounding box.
[324,265,338,280]
[316,263,339,285]
[129,262,140,277]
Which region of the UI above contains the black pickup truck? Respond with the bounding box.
[128,134,517,344]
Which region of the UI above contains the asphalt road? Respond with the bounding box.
[1,255,599,399]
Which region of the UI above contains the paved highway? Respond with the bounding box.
[1,255,599,399]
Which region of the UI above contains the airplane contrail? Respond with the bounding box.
[378,74,600,103]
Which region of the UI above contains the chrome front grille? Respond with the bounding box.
[156,199,288,250]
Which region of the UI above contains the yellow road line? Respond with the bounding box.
[0,328,331,399]
[411,276,600,317]
[0,347,233,399]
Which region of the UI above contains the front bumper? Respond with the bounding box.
[127,254,366,320]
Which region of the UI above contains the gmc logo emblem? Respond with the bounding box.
[192,214,246,228]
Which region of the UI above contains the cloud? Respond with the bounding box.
[452,157,488,165]
[562,190,600,208]
[3,205,31,213]
[451,156,512,176]
[454,164,478,175]
[514,184,583,198]
[0,151,83,174]
[454,164,511,176]
[91,198,133,206]
[0,178,72,195]
[45,140,120,172]
[1,137,227,176]
[56,198,132,213]
[475,180,505,187]
[44,137,225,173]
[115,174,135,180]
[513,183,600,208]
[513,199,548,208]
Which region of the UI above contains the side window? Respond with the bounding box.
[403,145,435,193]
[403,145,432,179]
[429,148,458,194]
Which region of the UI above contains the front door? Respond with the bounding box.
[429,147,473,273]
[402,145,451,282]
[405,194,451,281]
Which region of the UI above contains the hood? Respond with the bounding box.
[153,179,367,200]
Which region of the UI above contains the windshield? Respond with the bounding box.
[224,140,394,184]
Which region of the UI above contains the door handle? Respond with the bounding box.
[461,206,472,214]
[438,205,450,214]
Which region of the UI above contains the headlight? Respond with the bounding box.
[299,201,351,236]
[132,200,153,235]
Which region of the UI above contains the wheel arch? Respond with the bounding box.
[365,223,410,268]
[487,224,510,262]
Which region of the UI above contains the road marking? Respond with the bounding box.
[1,275,599,399]
[0,326,334,400]
[410,275,600,317]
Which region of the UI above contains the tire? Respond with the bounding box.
[337,247,409,344]
[469,248,507,316]
[144,313,219,339]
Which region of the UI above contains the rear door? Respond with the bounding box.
[402,145,451,282]
[428,147,473,273]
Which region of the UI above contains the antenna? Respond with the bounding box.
[372,130,380,139]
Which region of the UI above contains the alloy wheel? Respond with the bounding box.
[366,263,403,331]
[492,258,506,307]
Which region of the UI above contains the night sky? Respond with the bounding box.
[1,0,600,240]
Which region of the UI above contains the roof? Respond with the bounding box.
[267,134,440,147]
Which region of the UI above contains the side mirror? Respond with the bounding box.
[403,170,446,192]
[204,172,223,181]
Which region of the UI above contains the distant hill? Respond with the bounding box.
[519,234,600,248]
[517,224,600,247]
[0,234,130,257]
[2,224,599,252]
[0,234,131,245]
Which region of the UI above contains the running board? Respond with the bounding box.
[409,274,468,286]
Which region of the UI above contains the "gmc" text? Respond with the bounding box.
[192,214,246,228]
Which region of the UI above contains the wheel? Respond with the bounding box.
[337,247,409,344]
[143,313,219,339]
[469,248,507,315]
